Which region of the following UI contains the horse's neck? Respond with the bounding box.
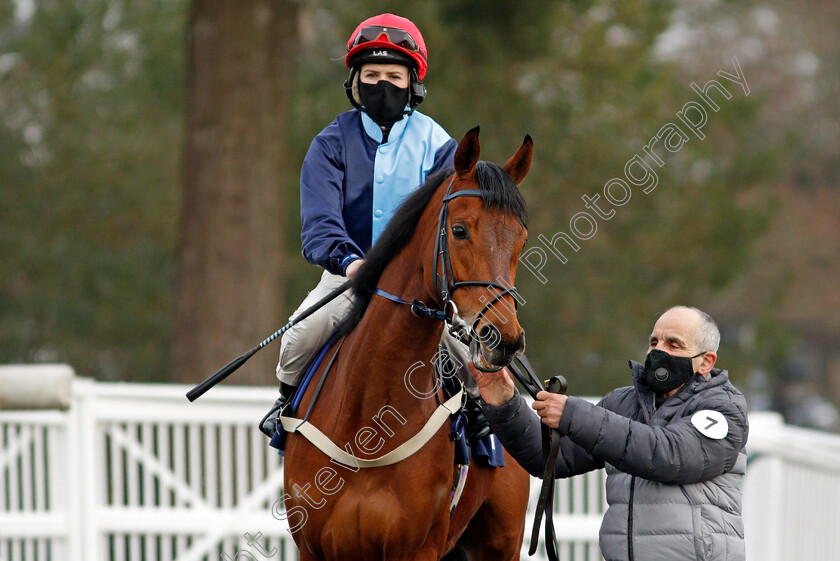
[339,251,443,415]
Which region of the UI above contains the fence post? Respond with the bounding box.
[60,377,80,560]
[744,412,785,561]
[68,378,101,560]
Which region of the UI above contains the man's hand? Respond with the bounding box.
[532,391,568,428]
[345,259,364,281]
[468,363,516,406]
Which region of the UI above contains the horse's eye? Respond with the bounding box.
[451,224,469,239]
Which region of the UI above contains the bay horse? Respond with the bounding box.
[283,127,533,561]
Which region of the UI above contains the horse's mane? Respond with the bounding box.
[335,161,528,338]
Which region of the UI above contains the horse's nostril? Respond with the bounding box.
[478,325,502,350]
[498,331,525,360]
[514,332,525,355]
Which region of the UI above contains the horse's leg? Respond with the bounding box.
[456,451,530,561]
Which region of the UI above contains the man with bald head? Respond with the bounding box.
[473,306,748,561]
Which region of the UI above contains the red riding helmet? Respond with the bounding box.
[345,13,428,80]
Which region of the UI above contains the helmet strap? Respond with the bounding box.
[407,68,426,112]
[344,68,364,111]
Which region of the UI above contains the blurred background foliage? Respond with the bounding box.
[2,0,838,429]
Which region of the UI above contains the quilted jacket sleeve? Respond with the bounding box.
[483,391,605,479]
[557,393,748,484]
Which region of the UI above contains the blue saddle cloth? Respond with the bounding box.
[450,407,506,468]
[268,338,336,454]
[268,340,504,468]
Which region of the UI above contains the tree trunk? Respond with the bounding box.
[173,0,297,386]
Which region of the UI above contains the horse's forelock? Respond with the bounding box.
[474,161,529,228]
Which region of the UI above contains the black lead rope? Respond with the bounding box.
[529,375,567,561]
[507,354,544,400]
[509,356,567,561]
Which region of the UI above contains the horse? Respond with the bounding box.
[282,127,533,561]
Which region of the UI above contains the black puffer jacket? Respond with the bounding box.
[483,362,748,561]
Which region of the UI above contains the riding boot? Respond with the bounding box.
[464,396,492,442]
[258,382,297,438]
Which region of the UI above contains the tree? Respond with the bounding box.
[0,0,184,381]
[173,0,298,386]
[427,0,780,394]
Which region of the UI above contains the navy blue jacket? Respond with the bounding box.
[300,109,457,275]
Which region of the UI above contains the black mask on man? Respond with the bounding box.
[359,80,409,125]
[643,349,707,394]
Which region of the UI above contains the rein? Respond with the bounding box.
[372,288,448,323]
[507,356,568,561]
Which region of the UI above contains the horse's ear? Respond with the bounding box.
[454,126,481,177]
[503,134,534,186]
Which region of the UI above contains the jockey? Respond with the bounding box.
[260,14,489,441]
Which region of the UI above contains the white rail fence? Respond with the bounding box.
[1,366,840,561]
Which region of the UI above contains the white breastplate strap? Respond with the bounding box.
[279,388,463,468]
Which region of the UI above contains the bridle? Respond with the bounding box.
[429,175,521,344]
[374,174,522,348]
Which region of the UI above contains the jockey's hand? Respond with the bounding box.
[469,363,515,406]
[345,259,364,281]
[532,391,568,429]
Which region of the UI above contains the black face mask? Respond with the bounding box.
[359,80,409,125]
[644,349,706,394]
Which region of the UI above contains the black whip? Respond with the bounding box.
[186,279,352,402]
